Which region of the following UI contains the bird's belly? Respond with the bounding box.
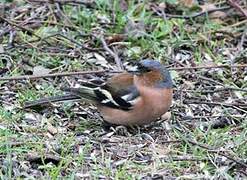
[97,89,172,125]
[98,106,156,125]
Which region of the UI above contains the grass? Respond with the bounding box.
[0,0,246,179]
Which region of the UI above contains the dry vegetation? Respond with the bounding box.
[0,0,246,179]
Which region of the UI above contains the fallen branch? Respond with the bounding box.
[0,70,120,81]
[0,64,247,81]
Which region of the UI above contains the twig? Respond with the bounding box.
[28,0,94,7]
[227,0,247,18]
[159,155,209,162]
[1,64,247,81]
[236,170,247,177]
[210,87,247,93]
[0,70,121,81]
[180,115,244,120]
[215,151,247,169]
[160,140,182,144]
[153,6,230,19]
[184,99,247,108]
[203,19,247,37]
[180,87,247,93]
[12,20,79,30]
[229,19,247,28]
[177,131,247,168]
[185,139,247,169]
[198,75,224,86]
[183,99,247,114]
[169,64,247,71]
[151,4,167,21]
[0,16,50,45]
[8,30,16,47]
[237,28,247,51]
[98,36,123,70]
[43,33,102,52]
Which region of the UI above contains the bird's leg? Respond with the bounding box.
[114,125,130,136]
[101,120,115,130]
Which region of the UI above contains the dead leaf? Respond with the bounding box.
[200,3,216,12]
[33,66,51,76]
[0,44,4,53]
[93,53,111,68]
[47,122,58,135]
[209,11,227,19]
[179,0,197,8]
[24,112,43,122]
[161,112,171,121]
[159,2,166,9]
[106,34,126,44]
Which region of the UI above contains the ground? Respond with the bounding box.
[0,0,246,179]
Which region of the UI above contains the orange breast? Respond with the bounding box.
[97,88,173,125]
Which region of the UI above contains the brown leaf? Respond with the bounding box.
[209,11,227,20]
[179,0,197,8]
[200,3,216,12]
[106,34,126,44]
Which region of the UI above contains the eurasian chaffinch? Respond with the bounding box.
[25,59,173,126]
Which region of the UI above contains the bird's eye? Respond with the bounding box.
[126,63,152,75]
[137,64,152,73]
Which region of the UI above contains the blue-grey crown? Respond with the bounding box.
[139,59,173,88]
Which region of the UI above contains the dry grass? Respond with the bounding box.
[0,0,246,179]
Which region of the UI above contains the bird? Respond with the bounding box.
[24,59,173,126]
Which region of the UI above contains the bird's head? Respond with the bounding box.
[128,59,173,88]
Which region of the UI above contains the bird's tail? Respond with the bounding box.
[24,84,100,109]
[24,94,81,108]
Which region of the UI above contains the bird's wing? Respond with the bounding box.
[24,73,140,110]
[63,73,140,111]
